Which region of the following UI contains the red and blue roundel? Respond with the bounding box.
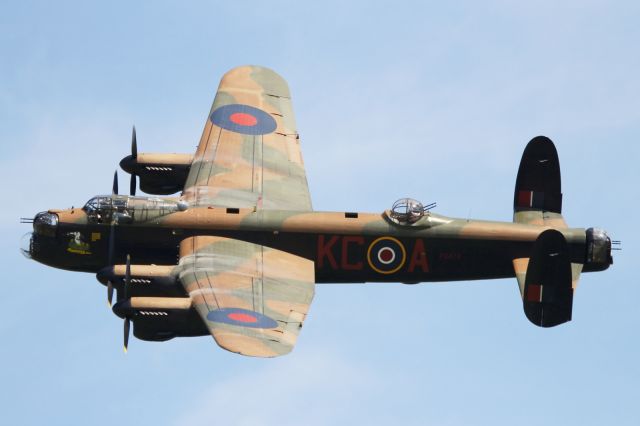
[210,104,277,135]
[207,307,278,329]
[367,237,407,274]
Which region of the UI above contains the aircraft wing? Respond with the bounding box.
[178,236,315,357]
[181,65,312,210]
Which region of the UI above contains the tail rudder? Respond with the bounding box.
[522,229,574,327]
[511,137,586,326]
[513,136,565,227]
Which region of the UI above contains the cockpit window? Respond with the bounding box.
[83,196,102,213]
[83,195,183,224]
[83,195,131,224]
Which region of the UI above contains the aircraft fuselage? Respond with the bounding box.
[25,204,609,284]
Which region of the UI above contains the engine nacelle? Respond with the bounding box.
[96,264,186,298]
[120,153,193,195]
[112,297,208,341]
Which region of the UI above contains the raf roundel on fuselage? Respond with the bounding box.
[210,103,277,135]
[367,236,407,274]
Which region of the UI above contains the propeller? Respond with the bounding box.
[106,203,116,307]
[107,166,134,347]
[124,317,131,354]
[107,281,114,307]
[124,254,131,299]
[123,254,132,353]
[107,171,120,306]
[112,170,119,195]
[130,126,137,196]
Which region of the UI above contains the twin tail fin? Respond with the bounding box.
[513,136,566,227]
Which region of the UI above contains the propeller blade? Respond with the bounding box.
[112,170,119,195]
[124,317,130,353]
[129,126,138,196]
[107,223,115,266]
[130,173,137,196]
[123,254,132,352]
[131,126,137,159]
[107,281,114,307]
[107,220,116,307]
[124,254,131,299]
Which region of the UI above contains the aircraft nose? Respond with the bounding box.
[20,232,33,259]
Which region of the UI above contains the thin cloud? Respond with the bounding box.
[173,348,383,426]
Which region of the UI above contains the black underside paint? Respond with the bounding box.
[39,222,589,284]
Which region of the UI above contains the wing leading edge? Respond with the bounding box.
[181,65,312,211]
[178,236,315,357]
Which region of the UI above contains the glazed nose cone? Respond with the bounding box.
[20,232,33,259]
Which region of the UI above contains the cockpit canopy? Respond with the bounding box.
[83,195,126,224]
[83,195,186,224]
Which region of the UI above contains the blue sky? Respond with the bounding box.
[2,1,639,425]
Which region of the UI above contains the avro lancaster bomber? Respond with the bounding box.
[21,66,614,357]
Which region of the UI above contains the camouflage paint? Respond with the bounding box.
[23,66,613,357]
